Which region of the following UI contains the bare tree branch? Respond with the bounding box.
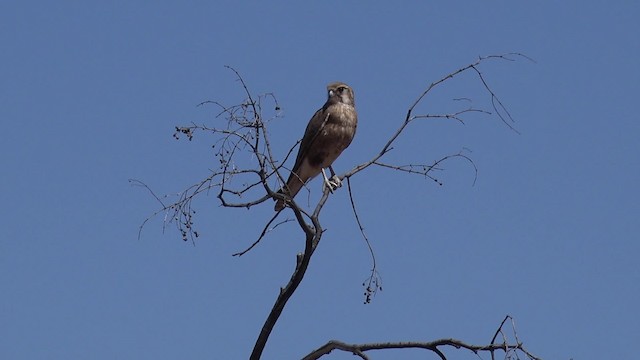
[249,201,323,360]
[302,338,540,360]
[302,315,541,360]
[341,53,532,183]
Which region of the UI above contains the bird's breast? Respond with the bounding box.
[308,104,357,168]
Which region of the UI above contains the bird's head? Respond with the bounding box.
[326,82,355,106]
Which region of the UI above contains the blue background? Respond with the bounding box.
[2,2,638,359]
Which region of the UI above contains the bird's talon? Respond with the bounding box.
[322,179,335,194]
[323,175,342,193]
[330,175,342,189]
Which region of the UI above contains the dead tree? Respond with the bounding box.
[132,53,540,360]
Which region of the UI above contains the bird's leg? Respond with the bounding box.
[328,166,342,189]
[322,166,342,193]
[321,168,335,193]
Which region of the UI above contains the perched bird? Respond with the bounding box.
[274,82,358,211]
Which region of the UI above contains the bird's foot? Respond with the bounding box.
[323,175,342,193]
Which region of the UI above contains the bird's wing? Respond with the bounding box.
[289,106,330,176]
[274,107,330,211]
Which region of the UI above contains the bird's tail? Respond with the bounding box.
[274,177,305,211]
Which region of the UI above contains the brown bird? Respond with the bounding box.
[274,82,357,211]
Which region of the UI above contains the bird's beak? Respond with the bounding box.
[329,90,334,97]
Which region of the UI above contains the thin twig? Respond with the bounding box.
[346,177,382,304]
[232,214,293,256]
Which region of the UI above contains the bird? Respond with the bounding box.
[274,82,358,211]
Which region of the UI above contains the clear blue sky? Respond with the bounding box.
[2,2,638,359]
